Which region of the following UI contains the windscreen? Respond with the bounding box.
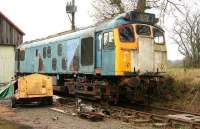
[136,25,151,36]
[153,28,165,44]
[119,25,134,42]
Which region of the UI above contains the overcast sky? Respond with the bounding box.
[0,0,194,60]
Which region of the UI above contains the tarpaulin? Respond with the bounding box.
[0,82,14,99]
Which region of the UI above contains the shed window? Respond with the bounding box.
[81,37,93,66]
[19,50,25,61]
[43,47,47,58]
[52,58,57,71]
[47,46,51,58]
[62,57,67,70]
[136,25,151,36]
[103,32,114,48]
[57,44,62,56]
[119,25,134,42]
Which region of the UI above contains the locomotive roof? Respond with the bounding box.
[19,13,131,49]
[19,11,163,49]
[19,27,96,49]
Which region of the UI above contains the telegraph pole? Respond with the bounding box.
[66,0,77,30]
[71,0,75,30]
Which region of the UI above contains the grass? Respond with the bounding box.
[153,67,200,113]
[167,68,200,84]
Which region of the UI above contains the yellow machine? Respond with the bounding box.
[11,74,53,107]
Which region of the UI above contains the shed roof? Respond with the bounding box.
[0,11,25,35]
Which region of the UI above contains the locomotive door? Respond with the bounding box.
[95,32,102,68]
[101,30,115,75]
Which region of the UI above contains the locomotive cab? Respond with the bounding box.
[113,12,167,76]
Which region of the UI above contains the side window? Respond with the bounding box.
[153,28,165,44]
[119,25,134,42]
[103,31,114,48]
[52,58,57,70]
[35,49,38,57]
[57,44,62,56]
[136,25,151,36]
[81,37,93,66]
[47,46,51,58]
[43,47,47,58]
[38,58,43,71]
[19,50,25,61]
[98,34,102,50]
[62,57,67,70]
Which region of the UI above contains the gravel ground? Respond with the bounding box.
[0,102,142,129]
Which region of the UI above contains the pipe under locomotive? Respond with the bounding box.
[16,11,167,104]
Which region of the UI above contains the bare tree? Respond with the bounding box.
[91,0,183,22]
[173,10,200,67]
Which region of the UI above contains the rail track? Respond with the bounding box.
[109,105,200,129]
[54,95,200,128]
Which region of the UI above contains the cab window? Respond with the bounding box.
[103,31,114,48]
[154,28,165,44]
[119,25,134,42]
[136,25,151,36]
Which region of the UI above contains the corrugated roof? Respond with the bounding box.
[0,11,25,35]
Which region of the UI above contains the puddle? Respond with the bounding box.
[0,118,33,129]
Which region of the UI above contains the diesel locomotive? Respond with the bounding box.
[16,11,167,103]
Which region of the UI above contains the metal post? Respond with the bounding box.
[66,0,77,30]
[72,0,75,30]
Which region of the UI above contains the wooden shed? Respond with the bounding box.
[0,11,25,46]
[0,11,24,84]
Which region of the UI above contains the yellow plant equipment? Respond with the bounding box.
[11,74,53,107]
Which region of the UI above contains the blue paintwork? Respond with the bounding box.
[17,13,131,76]
[95,32,102,68]
[102,50,115,75]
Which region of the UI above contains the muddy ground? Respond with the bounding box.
[0,100,151,129]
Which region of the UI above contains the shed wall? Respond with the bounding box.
[0,45,15,84]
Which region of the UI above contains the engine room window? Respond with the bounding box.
[153,28,165,44]
[62,57,67,70]
[38,57,43,71]
[57,44,62,56]
[52,58,57,71]
[81,37,93,66]
[103,32,114,48]
[136,25,151,36]
[35,49,38,57]
[43,47,47,58]
[19,50,25,61]
[47,46,51,58]
[119,25,134,42]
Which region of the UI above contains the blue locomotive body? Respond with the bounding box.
[17,16,128,76]
[16,11,167,103]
